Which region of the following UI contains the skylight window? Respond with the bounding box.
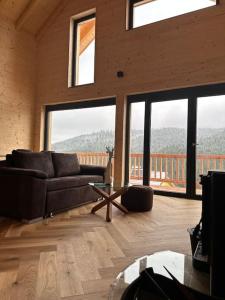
[130,0,217,29]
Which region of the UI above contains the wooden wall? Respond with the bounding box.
[36,0,225,185]
[0,15,36,157]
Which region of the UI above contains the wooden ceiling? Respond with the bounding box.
[0,0,62,35]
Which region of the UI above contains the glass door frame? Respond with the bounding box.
[125,83,225,200]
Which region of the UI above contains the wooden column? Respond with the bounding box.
[114,94,127,189]
[34,105,45,151]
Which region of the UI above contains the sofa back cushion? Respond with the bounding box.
[7,149,32,167]
[52,153,80,177]
[12,150,54,178]
[6,154,13,166]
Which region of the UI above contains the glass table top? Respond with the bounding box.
[89,182,111,188]
[109,250,209,300]
[89,182,129,188]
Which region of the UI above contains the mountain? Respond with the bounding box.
[52,130,115,153]
[52,128,225,154]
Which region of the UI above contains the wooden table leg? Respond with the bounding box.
[106,202,112,222]
[111,200,128,214]
[90,185,128,221]
[91,197,108,213]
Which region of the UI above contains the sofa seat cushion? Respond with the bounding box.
[12,150,54,178]
[47,175,103,191]
[52,153,80,177]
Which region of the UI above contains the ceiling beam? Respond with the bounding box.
[79,20,95,55]
[15,0,39,31]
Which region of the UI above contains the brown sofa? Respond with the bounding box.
[0,150,106,222]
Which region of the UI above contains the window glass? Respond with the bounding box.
[73,15,96,85]
[132,0,216,28]
[48,105,116,175]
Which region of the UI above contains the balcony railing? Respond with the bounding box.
[77,152,225,187]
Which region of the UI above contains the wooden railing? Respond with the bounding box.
[76,152,225,187]
[77,152,115,176]
[129,153,186,185]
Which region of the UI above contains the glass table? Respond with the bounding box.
[109,250,210,299]
[89,183,129,222]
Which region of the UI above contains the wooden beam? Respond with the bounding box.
[15,0,39,31]
[79,20,95,55]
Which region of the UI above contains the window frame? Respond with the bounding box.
[128,0,218,30]
[125,82,225,200]
[71,13,96,87]
[44,98,116,151]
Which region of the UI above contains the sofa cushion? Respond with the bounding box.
[12,150,54,178]
[52,153,80,177]
[6,154,13,166]
[46,175,103,191]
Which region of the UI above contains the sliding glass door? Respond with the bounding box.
[126,84,225,199]
[150,99,188,193]
[129,102,145,185]
[196,95,225,195]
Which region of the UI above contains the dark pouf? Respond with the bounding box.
[121,185,153,212]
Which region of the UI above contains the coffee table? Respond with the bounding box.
[89,183,129,222]
[109,250,210,299]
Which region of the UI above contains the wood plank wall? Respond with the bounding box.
[35,0,225,184]
[0,15,36,156]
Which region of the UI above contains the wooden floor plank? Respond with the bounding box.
[57,242,83,298]
[35,252,59,300]
[0,196,201,299]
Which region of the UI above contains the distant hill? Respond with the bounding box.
[52,130,115,153]
[52,128,225,154]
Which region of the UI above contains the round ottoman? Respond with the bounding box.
[121,185,153,212]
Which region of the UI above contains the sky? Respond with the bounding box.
[134,0,216,27]
[131,96,225,130]
[51,0,223,143]
[52,95,225,143]
[51,106,116,143]
[77,40,95,85]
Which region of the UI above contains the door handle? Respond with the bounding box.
[192,143,199,147]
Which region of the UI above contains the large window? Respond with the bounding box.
[126,84,225,199]
[45,99,116,174]
[71,13,96,86]
[129,0,217,29]
[129,102,145,184]
[196,95,225,195]
[150,99,188,193]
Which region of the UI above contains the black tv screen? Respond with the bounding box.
[200,173,211,256]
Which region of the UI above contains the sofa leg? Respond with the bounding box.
[43,212,54,219]
[21,217,43,224]
[96,197,103,202]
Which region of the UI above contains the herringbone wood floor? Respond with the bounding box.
[0,196,201,299]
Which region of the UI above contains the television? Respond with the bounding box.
[200,172,211,256]
[197,171,225,299]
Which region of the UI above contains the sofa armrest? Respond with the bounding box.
[0,160,7,167]
[0,167,48,179]
[0,171,47,221]
[80,164,106,177]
